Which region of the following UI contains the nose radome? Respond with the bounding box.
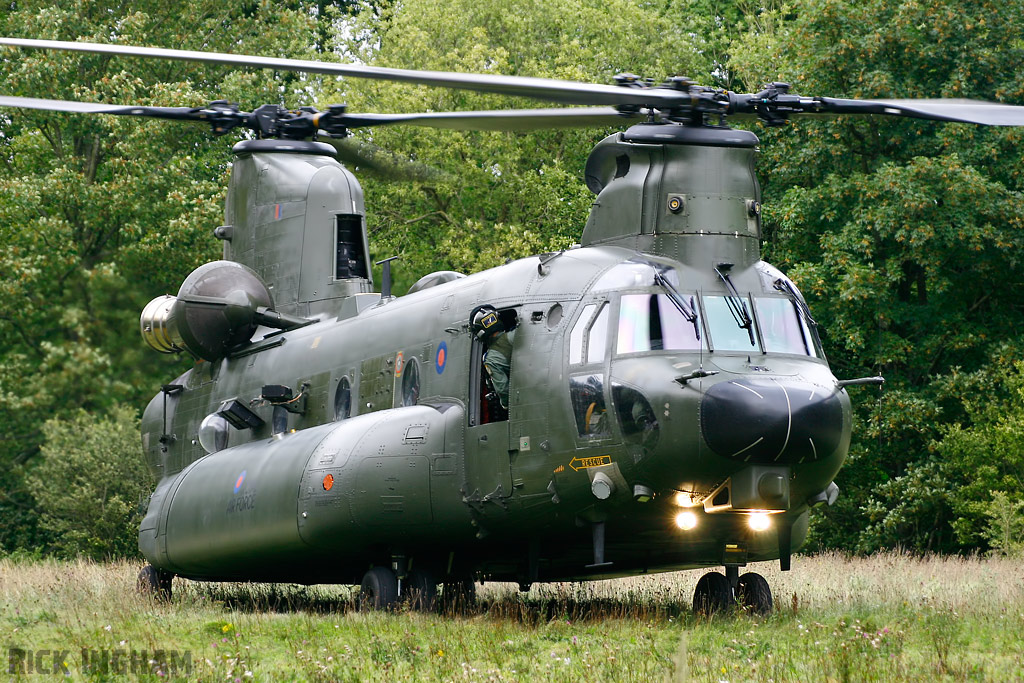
[700,379,843,463]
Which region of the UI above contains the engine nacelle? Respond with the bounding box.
[140,260,274,362]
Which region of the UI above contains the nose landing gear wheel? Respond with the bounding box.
[692,571,732,615]
[737,572,773,614]
[359,566,399,610]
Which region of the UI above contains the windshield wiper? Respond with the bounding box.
[653,271,701,341]
[773,278,817,327]
[714,264,756,346]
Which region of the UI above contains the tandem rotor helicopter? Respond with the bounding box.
[4,36,1024,614]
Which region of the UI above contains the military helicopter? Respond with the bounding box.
[4,37,1024,615]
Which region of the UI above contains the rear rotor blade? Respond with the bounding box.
[324,138,453,183]
[0,37,686,109]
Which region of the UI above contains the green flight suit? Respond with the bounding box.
[483,329,515,408]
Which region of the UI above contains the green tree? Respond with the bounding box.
[0,1,319,551]
[730,0,1024,551]
[929,353,1024,550]
[981,492,1024,557]
[24,405,150,559]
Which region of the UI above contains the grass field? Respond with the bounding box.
[1,552,1022,681]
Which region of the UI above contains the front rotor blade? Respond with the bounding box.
[339,107,638,131]
[0,37,686,109]
[0,95,201,121]
[818,98,1024,126]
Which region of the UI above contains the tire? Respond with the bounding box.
[137,564,172,600]
[692,571,732,616]
[359,566,399,611]
[403,569,438,611]
[440,578,476,613]
[737,572,773,615]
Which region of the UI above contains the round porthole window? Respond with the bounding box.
[401,357,420,407]
[334,376,352,420]
[198,413,229,454]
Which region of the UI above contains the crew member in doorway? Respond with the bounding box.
[473,306,514,409]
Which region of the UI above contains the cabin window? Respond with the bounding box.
[617,294,702,354]
[334,376,352,420]
[569,373,610,438]
[401,357,420,407]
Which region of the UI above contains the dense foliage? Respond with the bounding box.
[0,0,1022,556]
[0,1,321,552]
[25,405,150,559]
[329,0,721,292]
[729,0,1024,552]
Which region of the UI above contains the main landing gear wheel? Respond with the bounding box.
[359,566,399,610]
[692,571,732,616]
[403,569,438,611]
[137,564,173,600]
[737,572,773,614]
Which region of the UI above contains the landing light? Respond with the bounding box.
[674,492,701,508]
[674,511,698,530]
[747,512,771,532]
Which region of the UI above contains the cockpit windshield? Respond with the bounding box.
[703,295,759,352]
[595,260,822,359]
[617,294,702,354]
[612,291,820,357]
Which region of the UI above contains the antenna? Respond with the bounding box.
[375,256,401,299]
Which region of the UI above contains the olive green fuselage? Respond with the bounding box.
[140,246,847,584]
[139,130,850,586]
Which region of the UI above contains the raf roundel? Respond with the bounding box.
[233,470,246,495]
[435,341,447,374]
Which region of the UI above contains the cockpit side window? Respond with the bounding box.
[587,303,610,364]
[569,304,596,365]
[754,297,810,355]
[569,301,610,366]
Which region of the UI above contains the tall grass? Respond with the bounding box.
[1,552,1022,681]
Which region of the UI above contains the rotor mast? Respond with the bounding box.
[580,123,762,270]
